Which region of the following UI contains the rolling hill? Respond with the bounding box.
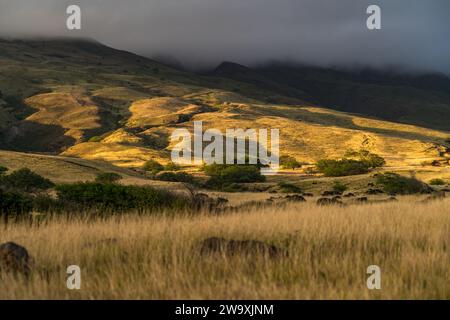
[0,38,449,180]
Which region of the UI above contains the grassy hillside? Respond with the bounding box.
[0,38,449,177]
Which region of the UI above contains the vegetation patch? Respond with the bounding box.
[280,155,302,170]
[316,159,370,177]
[95,172,123,184]
[156,172,196,184]
[429,178,446,186]
[0,168,54,193]
[375,173,429,195]
[278,182,302,193]
[55,183,188,212]
[143,159,164,174]
[204,164,265,191]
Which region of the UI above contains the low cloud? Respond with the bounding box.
[0,0,449,73]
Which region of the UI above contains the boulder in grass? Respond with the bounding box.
[0,242,32,277]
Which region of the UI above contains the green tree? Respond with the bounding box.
[1,168,54,193]
[280,155,302,170]
[316,159,370,177]
[332,181,348,193]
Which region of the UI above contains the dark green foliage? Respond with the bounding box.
[156,172,196,184]
[280,155,302,170]
[332,181,348,193]
[0,165,7,175]
[0,189,33,215]
[204,164,265,190]
[316,159,370,177]
[143,159,164,174]
[0,168,54,192]
[278,182,302,193]
[376,173,428,195]
[95,172,122,184]
[429,178,446,186]
[32,194,61,212]
[164,162,181,171]
[55,183,188,211]
[345,150,386,168]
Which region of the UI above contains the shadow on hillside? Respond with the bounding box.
[4,121,76,153]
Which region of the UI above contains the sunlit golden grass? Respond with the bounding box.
[1,198,448,300]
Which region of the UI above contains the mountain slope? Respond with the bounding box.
[0,38,449,173]
[212,62,450,131]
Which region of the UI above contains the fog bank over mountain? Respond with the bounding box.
[0,0,449,73]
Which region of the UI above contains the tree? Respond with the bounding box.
[316,159,370,177]
[280,155,302,170]
[332,181,348,193]
[0,168,54,193]
[344,149,385,168]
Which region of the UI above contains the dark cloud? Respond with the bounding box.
[0,0,449,72]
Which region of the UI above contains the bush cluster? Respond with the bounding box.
[375,173,428,195]
[55,183,188,212]
[316,159,370,177]
[204,164,265,190]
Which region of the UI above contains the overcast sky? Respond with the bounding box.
[1,0,449,73]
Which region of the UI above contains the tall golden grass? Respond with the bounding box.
[1,198,449,299]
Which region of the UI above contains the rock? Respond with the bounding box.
[303,192,314,197]
[284,195,306,202]
[356,197,368,202]
[344,193,355,197]
[199,237,286,258]
[0,242,31,277]
[322,190,341,196]
[316,197,342,206]
[366,188,384,195]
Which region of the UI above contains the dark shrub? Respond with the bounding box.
[376,173,428,195]
[156,172,195,184]
[345,150,386,168]
[95,172,122,184]
[0,166,7,175]
[204,164,265,191]
[280,155,302,170]
[332,181,348,193]
[1,168,54,193]
[32,194,61,212]
[0,189,33,215]
[164,162,181,171]
[55,183,188,212]
[316,159,370,177]
[143,160,164,174]
[278,182,302,193]
[429,178,446,186]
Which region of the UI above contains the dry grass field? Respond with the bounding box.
[1,198,448,300]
